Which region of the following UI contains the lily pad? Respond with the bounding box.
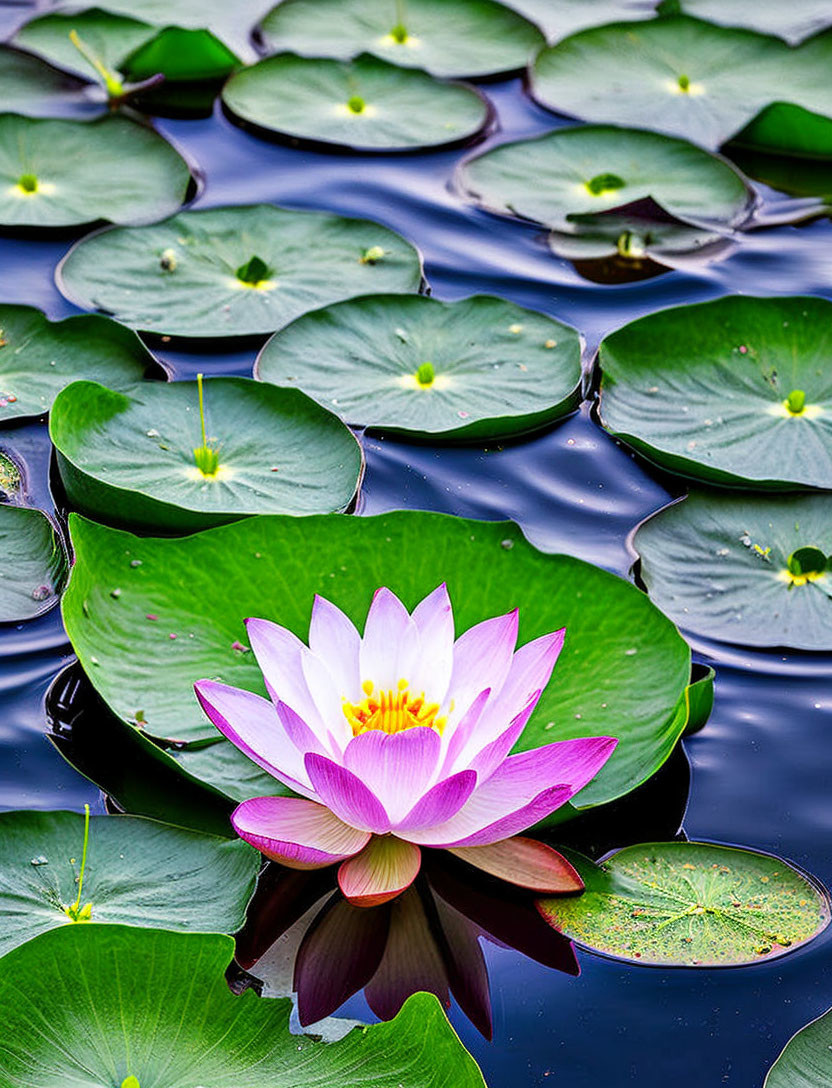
[0,113,191,229]
[546,207,730,266]
[0,305,160,423]
[258,0,544,79]
[765,1005,832,1087]
[0,46,95,119]
[50,377,363,533]
[633,491,832,651]
[0,809,259,957]
[598,295,832,489]
[62,510,691,815]
[255,293,582,440]
[0,927,487,1088]
[460,124,753,234]
[504,0,655,41]
[537,841,831,966]
[56,203,423,339]
[664,0,832,45]
[0,506,66,623]
[222,54,489,153]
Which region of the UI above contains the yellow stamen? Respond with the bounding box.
[344,679,446,736]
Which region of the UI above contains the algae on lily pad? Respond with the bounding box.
[0,809,259,957]
[0,113,191,229]
[63,510,691,816]
[633,491,832,651]
[50,376,363,533]
[460,124,753,232]
[0,46,96,119]
[765,1005,832,1087]
[256,293,582,439]
[0,506,66,622]
[258,0,544,79]
[56,203,423,339]
[0,927,487,1088]
[222,54,489,153]
[538,841,830,966]
[0,305,159,423]
[598,295,832,489]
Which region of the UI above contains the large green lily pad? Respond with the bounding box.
[733,102,832,161]
[222,54,489,152]
[0,927,486,1087]
[0,506,66,623]
[633,491,832,651]
[665,0,832,45]
[765,1005,832,1086]
[538,841,830,965]
[0,46,95,119]
[0,113,191,228]
[50,377,363,533]
[256,293,582,440]
[0,809,258,957]
[63,510,691,814]
[56,203,423,339]
[504,0,655,42]
[598,295,832,489]
[0,305,159,423]
[259,0,544,79]
[460,124,753,232]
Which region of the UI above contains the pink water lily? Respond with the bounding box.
[195,584,617,907]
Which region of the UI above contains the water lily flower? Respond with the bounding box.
[195,585,617,907]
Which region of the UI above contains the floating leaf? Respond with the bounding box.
[733,101,832,160]
[258,0,543,79]
[665,0,832,45]
[634,490,832,651]
[222,54,489,152]
[0,45,96,119]
[56,203,423,339]
[598,295,832,489]
[0,927,487,1087]
[0,506,66,622]
[538,841,830,966]
[0,305,160,423]
[0,113,191,228]
[50,377,363,533]
[62,511,691,819]
[503,0,655,42]
[764,1004,832,1086]
[0,809,259,957]
[256,293,582,439]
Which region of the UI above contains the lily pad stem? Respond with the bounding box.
[193,373,220,478]
[391,0,408,41]
[65,804,92,922]
[786,389,806,415]
[68,29,125,99]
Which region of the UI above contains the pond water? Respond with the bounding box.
[1,21,832,1085]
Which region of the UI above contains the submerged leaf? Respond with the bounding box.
[0,506,66,622]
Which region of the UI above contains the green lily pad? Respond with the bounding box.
[0,506,66,623]
[504,0,655,41]
[222,54,489,153]
[664,0,832,45]
[633,490,832,651]
[62,510,691,814]
[50,377,363,533]
[255,293,582,440]
[0,927,486,1088]
[734,102,832,160]
[461,125,752,233]
[538,841,831,965]
[0,113,191,229]
[0,809,259,957]
[765,1005,832,1087]
[0,46,95,119]
[0,305,160,422]
[546,208,729,266]
[530,16,795,150]
[598,295,832,489]
[258,0,544,79]
[56,203,423,339]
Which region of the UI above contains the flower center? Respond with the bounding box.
[343,678,445,736]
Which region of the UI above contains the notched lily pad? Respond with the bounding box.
[633,490,832,651]
[56,203,423,339]
[538,841,830,966]
[0,505,66,622]
[0,809,259,957]
[258,0,544,79]
[256,293,582,440]
[764,1004,832,1086]
[222,54,490,153]
[598,295,832,489]
[0,304,161,422]
[50,376,363,533]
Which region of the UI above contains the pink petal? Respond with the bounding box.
[305,752,391,833]
[492,735,619,800]
[395,769,477,832]
[449,836,583,893]
[231,796,370,868]
[338,835,422,907]
[300,649,350,755]
[308,594,361,697]
[438,688,491,778]
[359,587,419,691]
[194,680,313,797]
[275,699,328,760]
[446,609,519,717]
[245,617,329,743]
[343,727,442,822]
[408,583,455,704]
[464,692,540,784]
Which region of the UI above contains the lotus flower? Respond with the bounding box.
[195,585,617,907]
